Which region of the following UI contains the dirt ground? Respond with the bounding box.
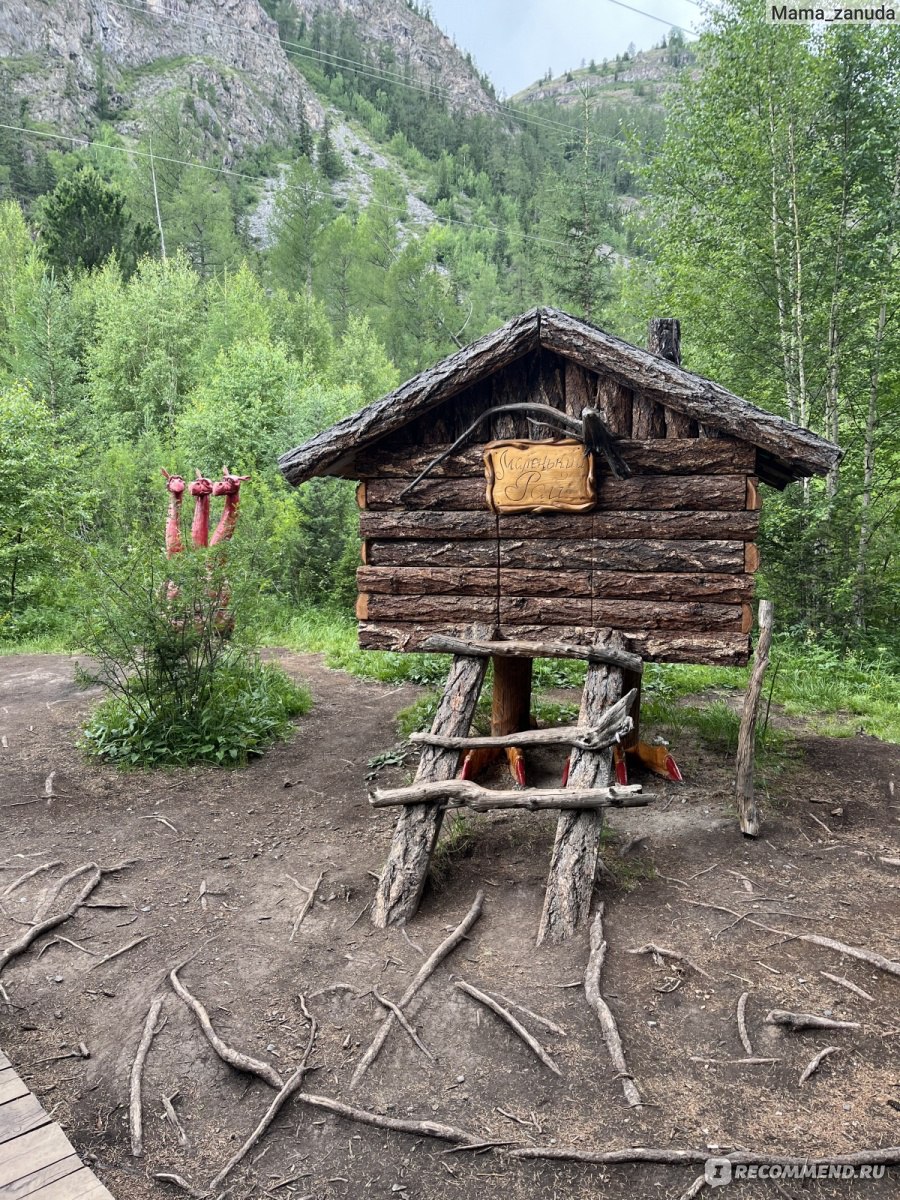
[0,651,898,1200]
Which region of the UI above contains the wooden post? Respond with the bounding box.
[537,631,626,944]
[372,625,493,927]
[735,600,774,838]
[491,655,532,737]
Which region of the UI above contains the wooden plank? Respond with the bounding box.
[631,395,666,439]
[358,622,752,665]
[591,571,754,603]
[0,1052,10,1070]
[361,594,499,625]
[0,1094,52,1144]
[500,597,746,631]
[361,508,760,542]
[366,540,499,569]
[353,438,755,480]
[2,1156,82,1199]
[745,543,761,573]
[500,539,747,574]
[363,474,750,513]
[358,566,506,597]
[0,1069,29,1105]
[595,375,632,435]
[0,1125,78,1191]
[359,510,496,540]
[23,1166,114,1199]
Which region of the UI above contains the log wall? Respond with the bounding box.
[350,350,761,665]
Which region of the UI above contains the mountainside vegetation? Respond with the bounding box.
[0,0,898,708]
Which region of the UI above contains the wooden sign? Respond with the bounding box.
[483,439,595,514]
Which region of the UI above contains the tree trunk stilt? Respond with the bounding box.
[537,632,626,944]
[371,626,493,927]
[735,600,774,837]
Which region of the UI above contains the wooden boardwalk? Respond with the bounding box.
[0,1048,115,1199]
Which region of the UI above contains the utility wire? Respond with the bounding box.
[603,0,699,36]
[103,0,634,148]
[0,120,581,253]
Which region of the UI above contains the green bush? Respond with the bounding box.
[78,544,310,767]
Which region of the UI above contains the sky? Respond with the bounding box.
[426,0,705,96]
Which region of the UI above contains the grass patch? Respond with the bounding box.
[81,656,310,768]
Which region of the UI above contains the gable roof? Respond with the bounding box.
[278,307,841,489]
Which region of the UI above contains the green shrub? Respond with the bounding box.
[77,543,310,767]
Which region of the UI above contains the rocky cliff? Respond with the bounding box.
[285,0,497,115]
[0,0,323,156]
[0,0,496,160]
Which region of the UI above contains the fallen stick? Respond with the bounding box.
[372,990,433,1061]
[370,779,648,811]
[90,935,151,970]
[820,971,874,1001]
[627,943,713,981]
[161,1093,188,1146]
[585,905,642,1107]
[0,860,63,900]
[736,991,753,1056]
[799,1045,840,1085]
[0,865,103,977]
[765,1009,860,1032]
[43,771,57,800]
[478,987,566,1036]
[509,1146,708,1164]
[509,1146,900,1168]
[351,891,484,1089]
[690,1057,780,1065]
[169,966,284,1090]
[130,994,166,1156]
[456,980,562,1076]
[290,871,324,942]
[209,1008,318,1188]
[296,1092,478,1144]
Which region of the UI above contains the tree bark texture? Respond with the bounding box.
[354,438,755,480]
[358,567,754,603]
[361,508,760,544]
[363,474,751,512]
[359,623,751,665]
[537,632,627,944]
[371,627,492,927]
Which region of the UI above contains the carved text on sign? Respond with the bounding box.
[483,439,596,514]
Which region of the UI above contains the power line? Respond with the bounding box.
[103,0,642,151]
[603,0,699,36]
[104,0,608,145]
[0,120,581,253]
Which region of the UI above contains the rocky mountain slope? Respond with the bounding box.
[284,0,498,115]
[0,0,324,155]
[514,44,693,111]
[0,0,496,159]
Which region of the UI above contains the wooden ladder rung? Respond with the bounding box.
[370,779,649,810]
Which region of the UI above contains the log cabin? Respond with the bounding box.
[279,308,841,934]
[279,307,840,667]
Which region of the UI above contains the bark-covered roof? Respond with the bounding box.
[278,307,841,489]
